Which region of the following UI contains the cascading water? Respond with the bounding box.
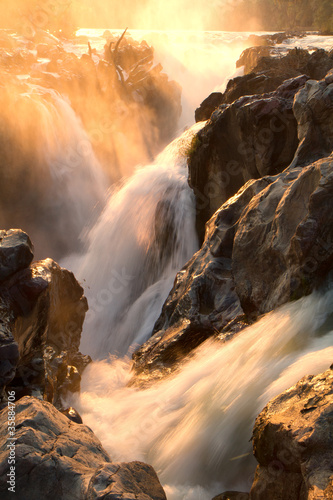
[69,287,333,500]
[72,122,204,358]
[1,87,107,258]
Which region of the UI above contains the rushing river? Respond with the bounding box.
[2,27,333,499]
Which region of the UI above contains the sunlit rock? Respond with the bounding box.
[0,396,166,500]
[134,155,333,376]
[250,366,333,499]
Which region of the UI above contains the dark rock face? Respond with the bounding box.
[0,396,166,500]
[0,230,33,282]
[134,156,333,375]
[4,258,89,407]
[250,367,333,500]
[0,229,89,407]
[195,47,333,122]
[195,92,224,122]
[189,76,307,243]
[213,492,249,500]
[292,78,333,168]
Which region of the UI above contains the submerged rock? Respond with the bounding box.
[250,366,333,499]
[0,396,166,500]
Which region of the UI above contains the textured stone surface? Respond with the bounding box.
[2,258,90,407]
[0,229,33,281]
[250,367,333,499]
[0,396,166,500]
[134,156,333,375]
[188,76,306,243]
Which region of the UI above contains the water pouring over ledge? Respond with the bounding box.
[69,122,205,359]
[69,287,333,500]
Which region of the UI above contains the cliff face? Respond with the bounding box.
[134,68,333,377]
[250,366,333,500]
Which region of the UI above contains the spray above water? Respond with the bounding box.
[71,288,333,500]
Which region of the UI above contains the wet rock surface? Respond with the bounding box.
[189,76,307,243]
[195,46,333,122]
[0,230,33,282]
[250,366,333,500]
[134,157,333,375]
[0,230,89,407]
[0,396,166,500]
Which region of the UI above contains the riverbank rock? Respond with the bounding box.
[4,258,89,407]
[0,396,166,500]
[195,47,333,122]
[0,230,90,407]
[249,366,333,499]
[134,155,333,376]
[0,230,33,281]
[189,75,307,243]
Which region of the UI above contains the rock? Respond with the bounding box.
[0,396,166,500]
[195,92,224,122]
[0,257,89,407]
[233,157,333,316]
[61,406,83,424]
[0,229,33,282]
[189,76,307,243]
[213,493,249,500]
[195,47,333,122]
[134,156,333,375]
[87,462,167,500]
[0,306,19,400]
[292,78,333,168]
[250,366,333,499]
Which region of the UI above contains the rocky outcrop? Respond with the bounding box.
[134,155,333,375]
[249,366,333,500]
[292,78,333,168]
[0,229,89,407]
[0,396,167,500]
[0,230,33,281]
[195,47,333,122]
[189,76,307,243]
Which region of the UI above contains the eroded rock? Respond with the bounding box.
[2,258,90,407]
[189,76,306,243]
[0,229,33,282]
[134,156,333,375]
[250,366,333,499]
[0,396,166,500]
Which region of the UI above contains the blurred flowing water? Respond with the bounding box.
[3,27,333,499]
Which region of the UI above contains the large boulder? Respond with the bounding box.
[189,76,307,243]
[250,366,333,500]
[134,156,333,375]
[3,258,90,407]
[291,78,333,168]
[0,396,166,500]
[0,229,33,282]
[0,229,90,407]
[195,47,333,122]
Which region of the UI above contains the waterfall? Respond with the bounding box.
[1,87,107,259]
[70,287,333,500]
[72,122,205,359]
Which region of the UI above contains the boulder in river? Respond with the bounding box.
[250,366,333,499]
[0,396,167,500]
